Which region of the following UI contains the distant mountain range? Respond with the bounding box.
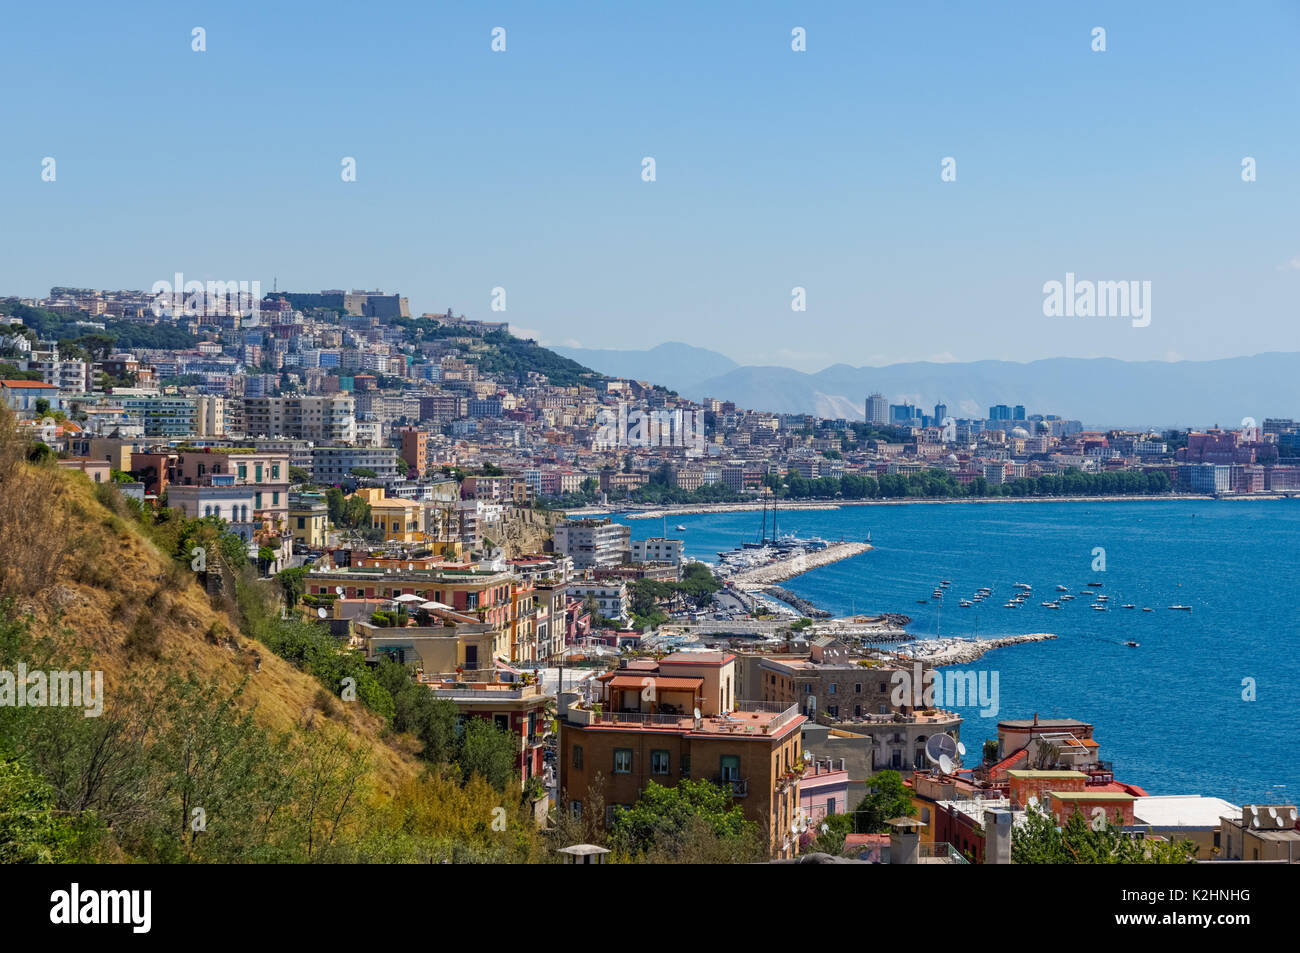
[553,343,1300,429]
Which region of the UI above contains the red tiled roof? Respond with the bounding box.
[0,380,58,389]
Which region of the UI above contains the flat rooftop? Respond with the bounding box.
[1133,795,1241,829]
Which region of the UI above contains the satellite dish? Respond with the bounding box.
[1269,807,1279,819]
[408,563,413,570]
[317,607,327,619]
[956,741,967,757]
[334,586,344,595]
[925,734,959,769]
[693,707,701,720]
[1290,809,1298,822]
[1277,816,1286,828]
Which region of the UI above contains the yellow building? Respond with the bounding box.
[289,492,329,550]
[368,497,425,543]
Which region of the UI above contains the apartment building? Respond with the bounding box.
[122,396,196,437]
[629,536,683,564]
[560,651,807,857]
[238,394,356,443]
[553,517,630,569]
[307,445,400,482]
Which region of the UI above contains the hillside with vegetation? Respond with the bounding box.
[0,407,550,863]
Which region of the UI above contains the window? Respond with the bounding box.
[680,754,690,777]
[297,517,305,529]
[827,797,836,815]
[827,705,838,717]
[494,714,508,732]
[572,745,583,769]
[613,749,632,773]
[651,750,670,775]
[829,683,837,694]
[271,464,280,479]
[569,801,581,819]
[720,754,740,781]
[855,683,862,693]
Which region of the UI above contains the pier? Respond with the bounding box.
[727,541,871,586]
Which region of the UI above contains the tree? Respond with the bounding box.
[374,659,459,764]
[288,466,311,486]
[808,811,854,855]
[455,719,519,791]
[1012,806,1198,864]
[608,779,765,862]
[851,769,916,833]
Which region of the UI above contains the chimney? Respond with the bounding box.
[886,818,923,865]
[1033,712,1038,726]
[985,808,1013,864]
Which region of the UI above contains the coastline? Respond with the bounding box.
[579,492,1297,520]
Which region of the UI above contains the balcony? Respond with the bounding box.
[713,776,748,797]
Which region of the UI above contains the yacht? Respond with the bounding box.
[674,524,687,532]
[959,599,972,607]
[1087,581,1104,587]
[1122,604,1136,609]
[1056,585,1069,592]
[1126,640,1139,647]
[1014,582,1032,590]
[1060,594,1075,601]
[1092,604,1107,611]
[1142,607,1154,612]
[1168,605,1192,612]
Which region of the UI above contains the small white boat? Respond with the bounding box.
[1092,604,1107,611]
[1122,604,1136,609]
[959,600,972,607]
[1003,602,1017,608]
[1142,607,1153,612]
[1014,582,1032,590]
[1060,594,1075,601]
[1168,605,1192,612]
[674,524,687,532]
[1056,585,1069,592]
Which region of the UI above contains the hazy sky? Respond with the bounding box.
[2,1,1298,371]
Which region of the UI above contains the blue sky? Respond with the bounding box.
[2,1,1298,371]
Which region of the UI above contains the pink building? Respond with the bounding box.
[800,757,850,825]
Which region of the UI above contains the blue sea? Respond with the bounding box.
[626,500,1300,804]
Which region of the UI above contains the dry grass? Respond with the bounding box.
[0,409,421,794]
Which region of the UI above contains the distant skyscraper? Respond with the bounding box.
[989,404,1011,421]
[934,402,947,424]
[1013,405,1026,421]
[866,393,888,426]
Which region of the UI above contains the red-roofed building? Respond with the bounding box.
[561,652,806,858]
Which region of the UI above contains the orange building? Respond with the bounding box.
[560,652,807,857]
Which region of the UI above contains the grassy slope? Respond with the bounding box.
[14,466,423,793]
